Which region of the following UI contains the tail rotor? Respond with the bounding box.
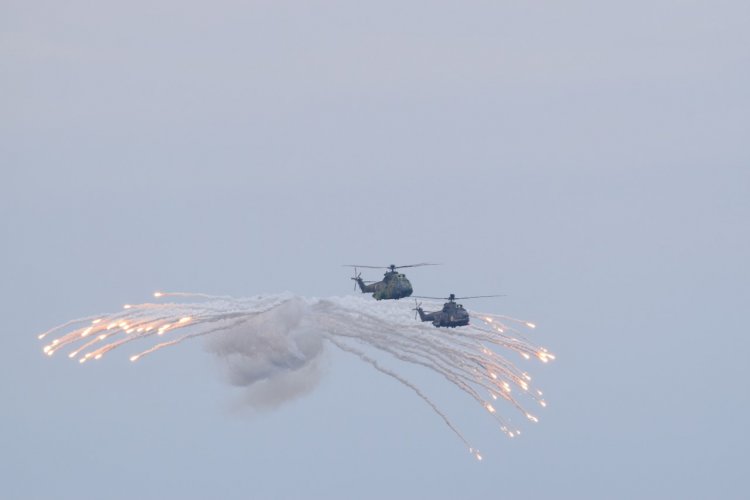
[351,267,362,291]
[412,298,422,320]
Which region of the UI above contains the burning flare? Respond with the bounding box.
[38,291,554,458]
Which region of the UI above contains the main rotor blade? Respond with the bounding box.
[411,294,505,300]
[343,263,440,269]
[454,294,506,300]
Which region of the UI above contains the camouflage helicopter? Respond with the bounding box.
[344,263,438,300]
[412,293,504,328]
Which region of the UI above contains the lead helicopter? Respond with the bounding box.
[412,293,504,328]
[344,263,438,300]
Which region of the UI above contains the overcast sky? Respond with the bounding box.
[2,1,749,499]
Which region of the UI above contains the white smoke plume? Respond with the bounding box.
[205,298,325,411]
[39,292,554,459]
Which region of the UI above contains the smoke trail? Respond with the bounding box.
[38,292,554,457]
[326,336,481,460]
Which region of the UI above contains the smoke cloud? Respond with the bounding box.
[204,298,325,411]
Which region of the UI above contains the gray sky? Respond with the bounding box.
[2,1,749,498]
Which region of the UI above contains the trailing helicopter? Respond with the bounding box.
[344,263,438,300]
[412,293,504,328]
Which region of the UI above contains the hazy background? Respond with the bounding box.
[2,1,748,498]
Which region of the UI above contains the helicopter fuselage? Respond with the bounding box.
[417,301,470,328]
[354,271,413,300]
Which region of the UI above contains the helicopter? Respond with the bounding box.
[412,293,504,328]
[344,263,438,300]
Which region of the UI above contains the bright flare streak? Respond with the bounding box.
[526,322,536,329]
[123,304,132,309]
[37,292,555,459]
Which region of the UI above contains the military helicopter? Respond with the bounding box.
[344,263,438,300]
[412,293,504,328]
